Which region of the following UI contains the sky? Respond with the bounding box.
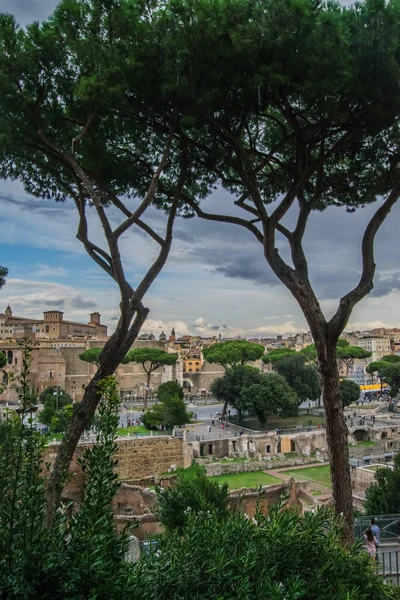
[1,0,400,339]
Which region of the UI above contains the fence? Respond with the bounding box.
[379,549,400,585]
[354,514,400,543]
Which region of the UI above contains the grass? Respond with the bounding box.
[231,415,325,431]
[210,471,281,490]
[279,465,331,489]
[355,440,378,448]
[311,490,322,497]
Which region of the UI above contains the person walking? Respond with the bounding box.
[370,518,380,560]
[363,528,377,560]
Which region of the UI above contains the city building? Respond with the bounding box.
[356,336,391,364]
[0,306,107,341]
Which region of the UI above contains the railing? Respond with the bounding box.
[355,515,400,543]
[379,549,400,585]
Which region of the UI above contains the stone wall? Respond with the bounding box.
[114,478,321,539]
[203,456,323,477]
[44,436,190,503]
[350,463,386,507]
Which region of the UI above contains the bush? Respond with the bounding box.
[0,373,133,599]
[156,465,229,534]
[157,381,184,402]
[134,503,399,599]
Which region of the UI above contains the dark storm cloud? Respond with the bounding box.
[176,197,400,301]
[4,0,58,25]
[43,299,65,308]
[70,295,97,309]
[0,194,69,216]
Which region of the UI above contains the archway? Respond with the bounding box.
[290,439,296,452]
[381,431,388,440]
[277,441,282,453]
[353,429,368,442]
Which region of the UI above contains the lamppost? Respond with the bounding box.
[53,386,60,412]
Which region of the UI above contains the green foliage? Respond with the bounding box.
[340,379,361,407]
[0,374,133,598]
[241,373,298,427]
[51,376,130,598]
[262,348,296,364]
[364,453,400,516]
[337,338,350,348]
[142,395,190,431]
[38,388,72,427]
[135,504,396,599]
[0,350,6,368]
[211,365,262,418]
[157,380,184,402]
[300,344,317,363]
[272,353,320,403]
[366,361,386,376]
[203,341,264,369]
[125,348,177,373]
[155,465,229,534]
[79,347,103,366]
[366,358,400,396]
[0,266,7,289]
[336,346,372,364]
[80,347,130,367]
[38,386,72,406]
[381,355,400,364]
[380,363,400,397]
[301,343,371,366]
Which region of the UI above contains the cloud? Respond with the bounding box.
[247,321,305,336]
[142,319,192,337]
[346,320,398,331]
[1,279,97,320]
[33,264,69,278]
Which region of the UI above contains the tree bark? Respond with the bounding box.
[316,343,354,543]
[45,310,148,527]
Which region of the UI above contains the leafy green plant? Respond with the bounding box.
[135,503,399,599]
[156,465,229,534]
[0,354,134,598]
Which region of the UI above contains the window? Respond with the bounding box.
[49,371,53,379]
[52,327,56,332]
[14,357,17,365]
[208,444,213,455]
[188,368,192,372]
[45,326,49,333]
[266,445,271,453]
[82,384,85,389]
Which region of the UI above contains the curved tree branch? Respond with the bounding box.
[329,186,400,338]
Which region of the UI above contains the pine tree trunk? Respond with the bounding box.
[45,311,148,527]
[317,348,354,543]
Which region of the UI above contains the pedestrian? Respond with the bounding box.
[212,419,215,426]
[194,413,198,419]
[221,422,225,430]
[370,518,380,560]
[191,426,194,433]
[363,528,377,560]
[208,425,212,433]
[239,428,244,436]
